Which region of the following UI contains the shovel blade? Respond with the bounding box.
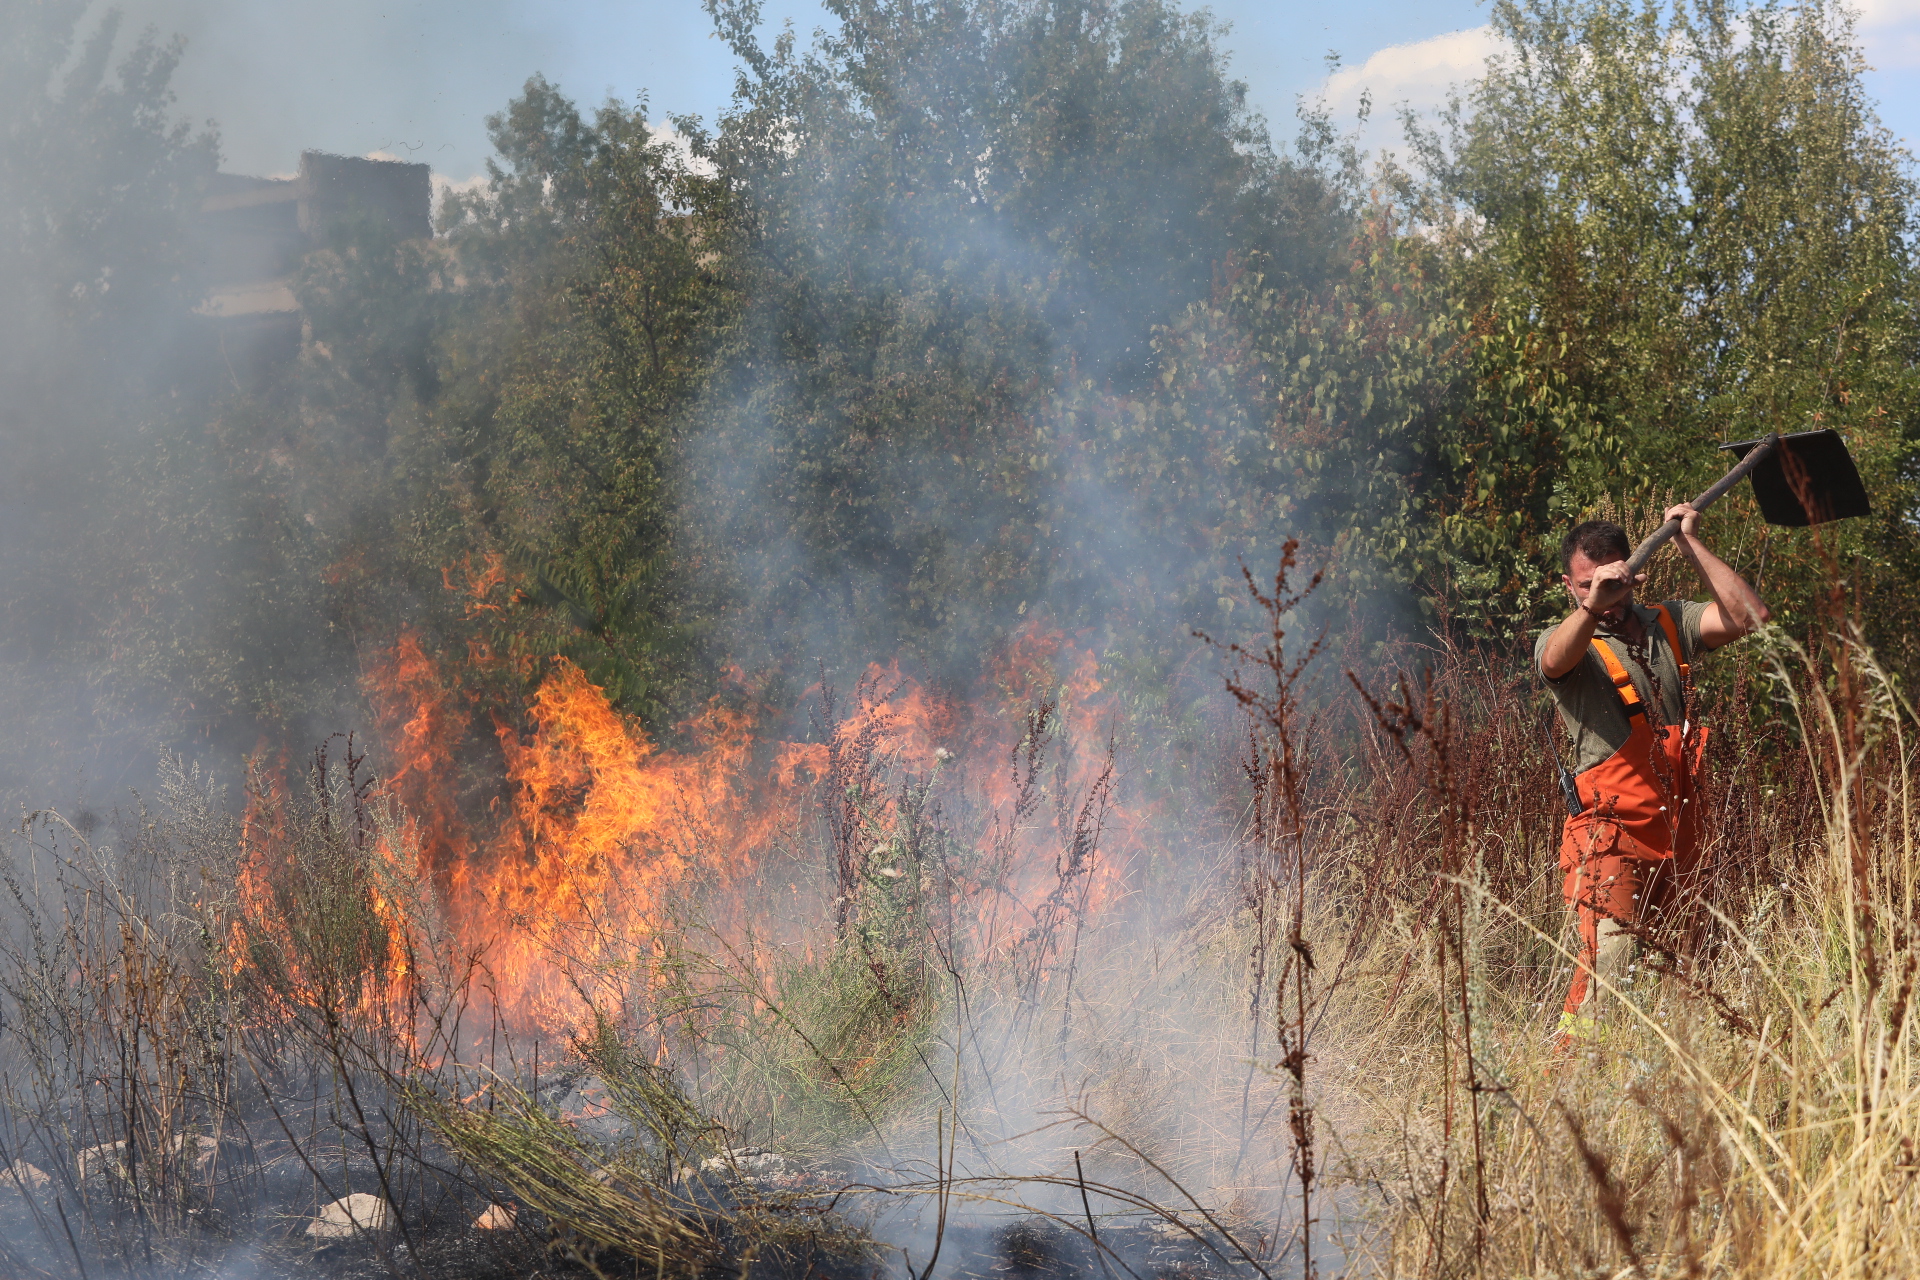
[1718,429,1871,527]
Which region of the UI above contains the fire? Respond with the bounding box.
[474,660,797,1023]
[231,743,432,1034]
[349,614,1139,1035]
[365,630,477,896]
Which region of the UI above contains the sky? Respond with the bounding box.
[96,0,1920,184]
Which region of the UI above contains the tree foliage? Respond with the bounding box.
[683,0,1350,685]
[1425,0,1920,645]
[6,0,1919,785]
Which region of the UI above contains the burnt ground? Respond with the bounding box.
[0,1166,1280,1280]
[0,1066,1283,1280]
[940,1218,1279,1280]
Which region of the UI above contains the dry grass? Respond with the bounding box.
[1292,608,1920,1277]
[0,553,1914,1279]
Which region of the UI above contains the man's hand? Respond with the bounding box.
[1665,503,1701,543]
[1664,502,1771,648]
[1584,559,1642,615]
[1540,555,1647,679]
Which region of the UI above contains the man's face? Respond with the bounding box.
[1564,549,1631,627]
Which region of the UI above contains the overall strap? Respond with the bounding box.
[1588,605,1688,718]
[1652,603,1690,685]
[1589,636,1644,717]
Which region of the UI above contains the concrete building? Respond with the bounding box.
[189,151,431,379]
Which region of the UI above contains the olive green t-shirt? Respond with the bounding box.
[1533,599,1710,774]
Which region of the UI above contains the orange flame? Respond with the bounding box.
[468,659,798,1024]
[230,748,430,1037]
[353,611,1140,1034]
[365,631,478,897]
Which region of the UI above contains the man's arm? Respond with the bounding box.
[1667,502,1770,649]
[1540,559,1638,679]
[1540,603,1600,681]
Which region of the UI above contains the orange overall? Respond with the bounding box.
[1559,605,1707,1017]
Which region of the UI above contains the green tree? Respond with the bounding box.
[1062,211,1462,647]
[418,80,728,719]
[59,0,1920,804]
[688,0,1348,686]
[1424,0,1920,651]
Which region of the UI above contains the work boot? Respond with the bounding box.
[1546,1010,1607,1068]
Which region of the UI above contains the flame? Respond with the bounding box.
[470,659,798,1025]
[349,610,1139,1035]
[230,749,428,1036]
[443,551,513,619]
[365,631,477,897]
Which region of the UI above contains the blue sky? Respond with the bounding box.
[100,0,1920,183]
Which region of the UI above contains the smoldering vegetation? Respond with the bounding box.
[1,559,1917,1279]
[5,0,1920,1276]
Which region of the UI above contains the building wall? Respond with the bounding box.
[187,152,432,385]
[296,152,432,241]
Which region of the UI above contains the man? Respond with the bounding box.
[1536,504,1769,1041]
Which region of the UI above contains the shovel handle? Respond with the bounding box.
[1624,433,1780,575]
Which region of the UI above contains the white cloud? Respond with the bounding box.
[649,123,717,178]
[429,172,491,226]
[1864,31,1920,68]
[1854,0,1920,69]
[1313,26,1505,162]
[1855,0,1920,27]
[1305,9,1920,157]
[431,172,491,198]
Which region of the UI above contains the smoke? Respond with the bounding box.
[87,0,562,176]
[0,0,1378,800]
[12,2,1920,1274]
[685,0,1360,708]
[93,0,844,179]
[0,0,1387,1269]
[618,7,1376,1246]
[0,2,219,810]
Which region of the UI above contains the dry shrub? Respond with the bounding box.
[1295,591,1920,1276]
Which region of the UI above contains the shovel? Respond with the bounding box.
[1623,429,1872,574]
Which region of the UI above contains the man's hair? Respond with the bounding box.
[1561,520,1632,573]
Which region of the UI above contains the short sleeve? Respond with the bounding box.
[1533,627,1566,682]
